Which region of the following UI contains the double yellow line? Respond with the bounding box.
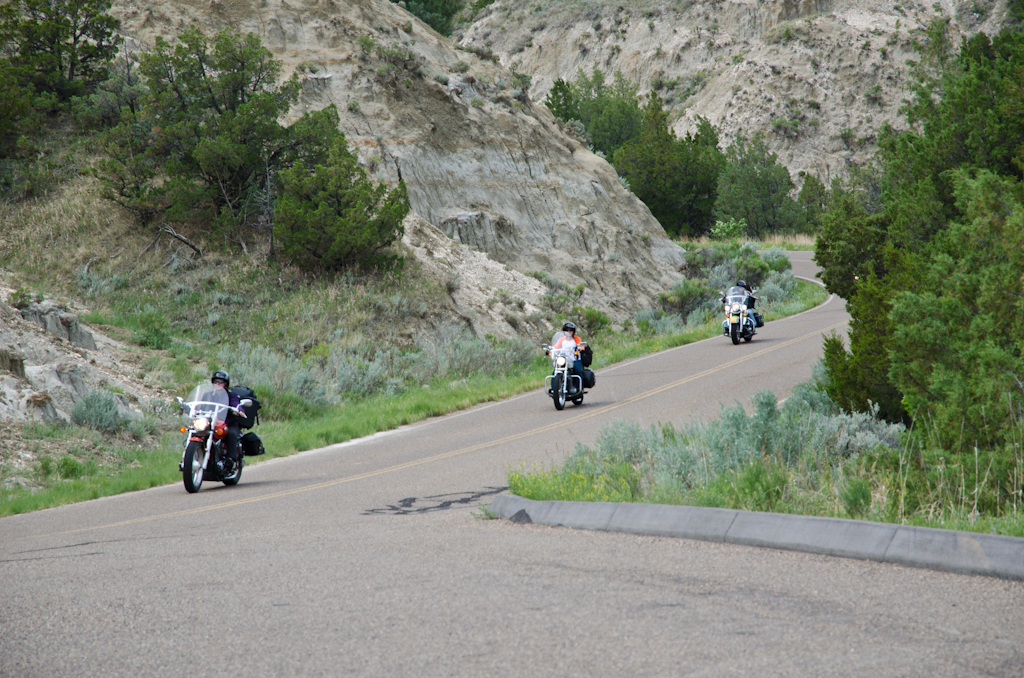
[24,322,845,539]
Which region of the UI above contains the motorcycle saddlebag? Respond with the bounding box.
[580,345,594,368]
[754,312,764,328]
[582,369,596,389]
[229,385,262,429]
[240,431,265,457]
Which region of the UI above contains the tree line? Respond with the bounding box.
[814,23,1024,515]
[0,0,408,271]
[544,67,826,239]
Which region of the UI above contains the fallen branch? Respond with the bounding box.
[161,226,203,257]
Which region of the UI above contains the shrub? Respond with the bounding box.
[659,278,718,316]
[452,60,470,73]
[709,217,746,240]
[841,477,872,517]
[71,390,130,433]
[579,306,611,334]
[758,246,791,273]
[757,269,796,303]
[57,456,89,479]
[134,310,172,349]
[347,99,361,112]
[275,135,410,271]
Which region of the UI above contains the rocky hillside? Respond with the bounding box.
[112,0,684,326]
[457,0,1013,181]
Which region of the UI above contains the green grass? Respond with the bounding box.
[0,280,828,516]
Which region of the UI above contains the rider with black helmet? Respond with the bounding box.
[552,321,586,393]
[210,370,242,471]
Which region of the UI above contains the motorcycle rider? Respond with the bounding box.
[735,280,757,309]
[552,321,584,393]
[210,370,242,472]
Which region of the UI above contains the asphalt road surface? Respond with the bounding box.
[2,252,1022,677]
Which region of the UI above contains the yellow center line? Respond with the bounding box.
[22,322,846,540]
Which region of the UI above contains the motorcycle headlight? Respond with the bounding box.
[193,416,210,431]
[730,303,741,314]
[741,304,748,312]
[556,356,567,367]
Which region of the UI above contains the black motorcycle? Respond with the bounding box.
[176,384,256,493]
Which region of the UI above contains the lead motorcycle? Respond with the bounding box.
[721,285,762,344]
[176,384,253,493]
[543,331,591,410]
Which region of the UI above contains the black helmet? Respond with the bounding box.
[211,370,230,387]
[736,280,750,290]
[562,321,576,333]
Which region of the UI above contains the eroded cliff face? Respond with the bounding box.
[458,0,1012,181]
[112,0,685,323]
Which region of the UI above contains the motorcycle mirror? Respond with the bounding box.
[239,399,253,408]
[175,396,185,405]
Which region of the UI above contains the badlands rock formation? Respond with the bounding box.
[458,0,1013,181]
[112,0,685,325]
[0,289,161,424]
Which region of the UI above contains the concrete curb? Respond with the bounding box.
[491,494,1024,580]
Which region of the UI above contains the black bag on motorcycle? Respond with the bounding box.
[240,431,265,456]
[580,345,593,368]
[229,386,262,429]
[754,312,764,328]
[582,369,596,388]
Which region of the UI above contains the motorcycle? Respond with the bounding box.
[721,285,761,345]
[543,332,588,410]
[175,384,253,493]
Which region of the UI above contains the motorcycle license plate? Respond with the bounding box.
[730,314,740,323]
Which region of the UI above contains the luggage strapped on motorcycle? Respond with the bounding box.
[229,385,262,429]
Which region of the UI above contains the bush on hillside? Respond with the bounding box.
[275,136,410,271]
[71,389,129,433]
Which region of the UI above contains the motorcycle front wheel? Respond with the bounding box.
[730,324,740,345]
[552,374,566,410]
[183,441,205,493]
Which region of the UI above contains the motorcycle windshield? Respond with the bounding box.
[724,287,750,306]
[183,384,230,425]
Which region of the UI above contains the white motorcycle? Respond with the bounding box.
[721,285,761,345]
[543,333,588,410]
[175,384,253,493]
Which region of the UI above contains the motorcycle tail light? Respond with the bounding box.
[213,420,228,439]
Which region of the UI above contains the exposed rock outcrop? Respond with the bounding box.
[458,0,1013,182]
[111,0,685,323]
[0,290,163,423]
[20,300,97,350]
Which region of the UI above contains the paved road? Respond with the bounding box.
[2,252,1022,677]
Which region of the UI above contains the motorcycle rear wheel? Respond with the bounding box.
[183,441,205,493]
[552,374,566,410]
[730,324,740,345]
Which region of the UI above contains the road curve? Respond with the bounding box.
[1,252,1021,677]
